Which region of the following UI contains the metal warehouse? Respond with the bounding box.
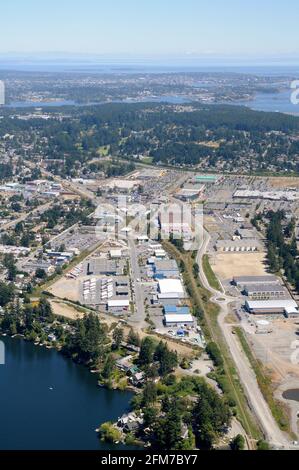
[233,275,279,288]
[245,299,299,316]
[244,284,288,299]
[163,305,190,315]
[158,279,185,296]
[164,314,194,327]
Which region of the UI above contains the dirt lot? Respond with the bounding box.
[50,300,84,320]
[50,299,118,326]
[48,277,80,302]
[268,176,299,189]
[212,252,268,280]
[249,318,299,382]
[204,216,220,233]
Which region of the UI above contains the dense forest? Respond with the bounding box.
[1,102,299,176]
[266,210,299,293]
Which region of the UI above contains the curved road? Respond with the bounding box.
[197,229,293,449]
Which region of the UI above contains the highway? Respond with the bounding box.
[196,228,293,449]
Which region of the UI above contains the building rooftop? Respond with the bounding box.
[244,284,287,294]
[164,314,194,324]
[164,305,190,314]
[194,174,219,182]
[217,239,261,247]
[234,275,279,285]
[154,259,179,271]
[236,229,257,239]
[158,279,184,295]
[108,299,130,308]
[246,299,298,312]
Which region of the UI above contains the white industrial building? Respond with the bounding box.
[158,279,185,298]
[216,239,263,252]
[164,314,194,327]
[108,299,130,308]
[245,299,299,316]
[109,249,122,259]
[233,189,299,202]
[107,299,130,313]
[233,275,279,288]
[244,284,288,300]
[236,228,257,239]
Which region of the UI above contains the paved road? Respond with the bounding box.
[197,229,293,449]
[128,236,147,328]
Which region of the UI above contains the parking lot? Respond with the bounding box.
[51,228,99,254]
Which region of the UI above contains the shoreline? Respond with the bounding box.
[276,381,299,440]
[0,331,137,395]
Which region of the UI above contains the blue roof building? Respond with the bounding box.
[164,305,190,315]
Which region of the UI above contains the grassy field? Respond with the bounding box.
[97,145,110,156]
[234,327,293,437]
[202,254,222,291]
[139,156,153,164]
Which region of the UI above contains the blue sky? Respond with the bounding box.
[1,0,299,59]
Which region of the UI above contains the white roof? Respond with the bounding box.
[108,300,130,308]
[158,293,183,300]
[165,314,194,323]
[256,320,270,326]
[158,279,184,295]
[110,249,122,257]
[246,299,298,311]
[155,250,166,256]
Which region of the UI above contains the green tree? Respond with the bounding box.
[112,327,124,349]
[35,268,47,280]
[192,383,231,449]
[230,434,245,450]
[142,382,157,406]
[257,440,271,451]
[154,341,178,376]
[0,282,14,307]
[102,354,116,380]
[138,337,156,366]
[127,329,141,347]
[152,399,183,450]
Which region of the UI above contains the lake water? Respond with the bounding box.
[234,89,299,115]
[6,100,77,108]
[282,389,299,403]
[4,88,299,115]
[0,336,134,450]
[4,95,189,108]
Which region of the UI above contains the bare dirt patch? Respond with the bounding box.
[249,319,299,381]
[48,277,80,302]
[212,252,268,280]
[268,176,299,189]
[50,300,84,320]
[204,216,219,233]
